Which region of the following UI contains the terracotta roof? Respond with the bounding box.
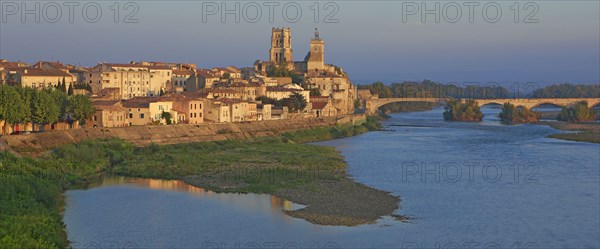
[20,68,72,77]
[106,63,148,68]
[0,61,29,69]
[207,88,239,94]
[146,65,171,70]
[219,98,246,104]
[122,97,154,108]
[173,69,193,75]
[181,91,208,99]
[33,61,66,70]
[312,102,329,110]
[95,105,127,112]
[266,86,301,92]
[92,99,121,106]
[197,70,217,78]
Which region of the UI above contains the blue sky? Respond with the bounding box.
[1,1,598,86]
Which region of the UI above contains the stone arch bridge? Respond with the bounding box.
[364,98,600,115]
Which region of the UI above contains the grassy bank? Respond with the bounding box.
[0,117,396,248]
[538,121,600,143]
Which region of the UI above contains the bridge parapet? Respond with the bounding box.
[363,97,599,114]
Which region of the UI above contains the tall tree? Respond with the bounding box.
[285,92,307,112]
[68,94,95,123]
[67,84,74,96]
[32,89,60,129]
[0,85,26,127]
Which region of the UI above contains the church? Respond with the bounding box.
[254,28,356,115]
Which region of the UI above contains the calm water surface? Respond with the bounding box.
[63,107,600,249]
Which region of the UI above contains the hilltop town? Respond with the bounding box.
[0,28,357,134]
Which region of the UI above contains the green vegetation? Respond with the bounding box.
[256,92,308,112]
[161,111,173,125]
[531,83,600,98]
[286,92,307,112]
[541,121,600,144]
[358,80,511,99]
[266,63,303,84]
[557,101,597,123]
[498,103,541,124]
[443,99,483,121]
[0,85,95,133]
[0,118,381,247]
[72,83,92,92]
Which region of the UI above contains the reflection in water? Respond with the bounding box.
[96,177,297,211]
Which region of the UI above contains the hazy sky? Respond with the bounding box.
[1,1,598,85]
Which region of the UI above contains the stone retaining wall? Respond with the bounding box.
[1,117,342,155]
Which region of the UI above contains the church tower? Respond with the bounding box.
[306,28,325,71]
[269,27,293,65]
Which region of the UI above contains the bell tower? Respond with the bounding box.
[307,28,325,71]
[269,27,293,64]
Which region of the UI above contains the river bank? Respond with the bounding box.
[537,121,600,143]
[0,116,403,248]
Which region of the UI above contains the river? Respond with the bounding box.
[63,107,600,249]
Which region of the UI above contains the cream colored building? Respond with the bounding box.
[87,63,151,99]
[306,71,355,115]
[187,70,220,91]
[87,63,173,99]
[160,93,205,124]
[265,84,310,102]
[122,97,153,126]
[148,66,172,96]
[15,68,75,89]
[172,69,193,92]
[87,99,130,128]
[203,100,231,123]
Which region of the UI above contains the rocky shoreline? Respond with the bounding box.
[183,170,404,226]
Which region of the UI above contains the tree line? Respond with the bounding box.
[358,81,600,99]
[358,80,511,99]
[531,83,600,98]
[0,85,95,134]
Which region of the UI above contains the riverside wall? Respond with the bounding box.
[1,116,363,155]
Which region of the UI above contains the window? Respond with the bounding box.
[140,113,144,119]
[190,113,193,118]
[129,113,133,119]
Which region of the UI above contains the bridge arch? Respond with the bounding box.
[530,102,566,109]
[478,101,503,107]
[365,98,445,114]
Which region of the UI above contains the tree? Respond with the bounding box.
[443,99,483,121]
[0,85,26,127]
[285,92,307,112]
[32,89,60,129]
[222,72,230,79]
[67,84,73,95]
[558,101,596,122]
[499,102,540,124]
[161,111,172,125]
[68,94,95,123]
[159,89,165,96]
[60,80,67,93]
